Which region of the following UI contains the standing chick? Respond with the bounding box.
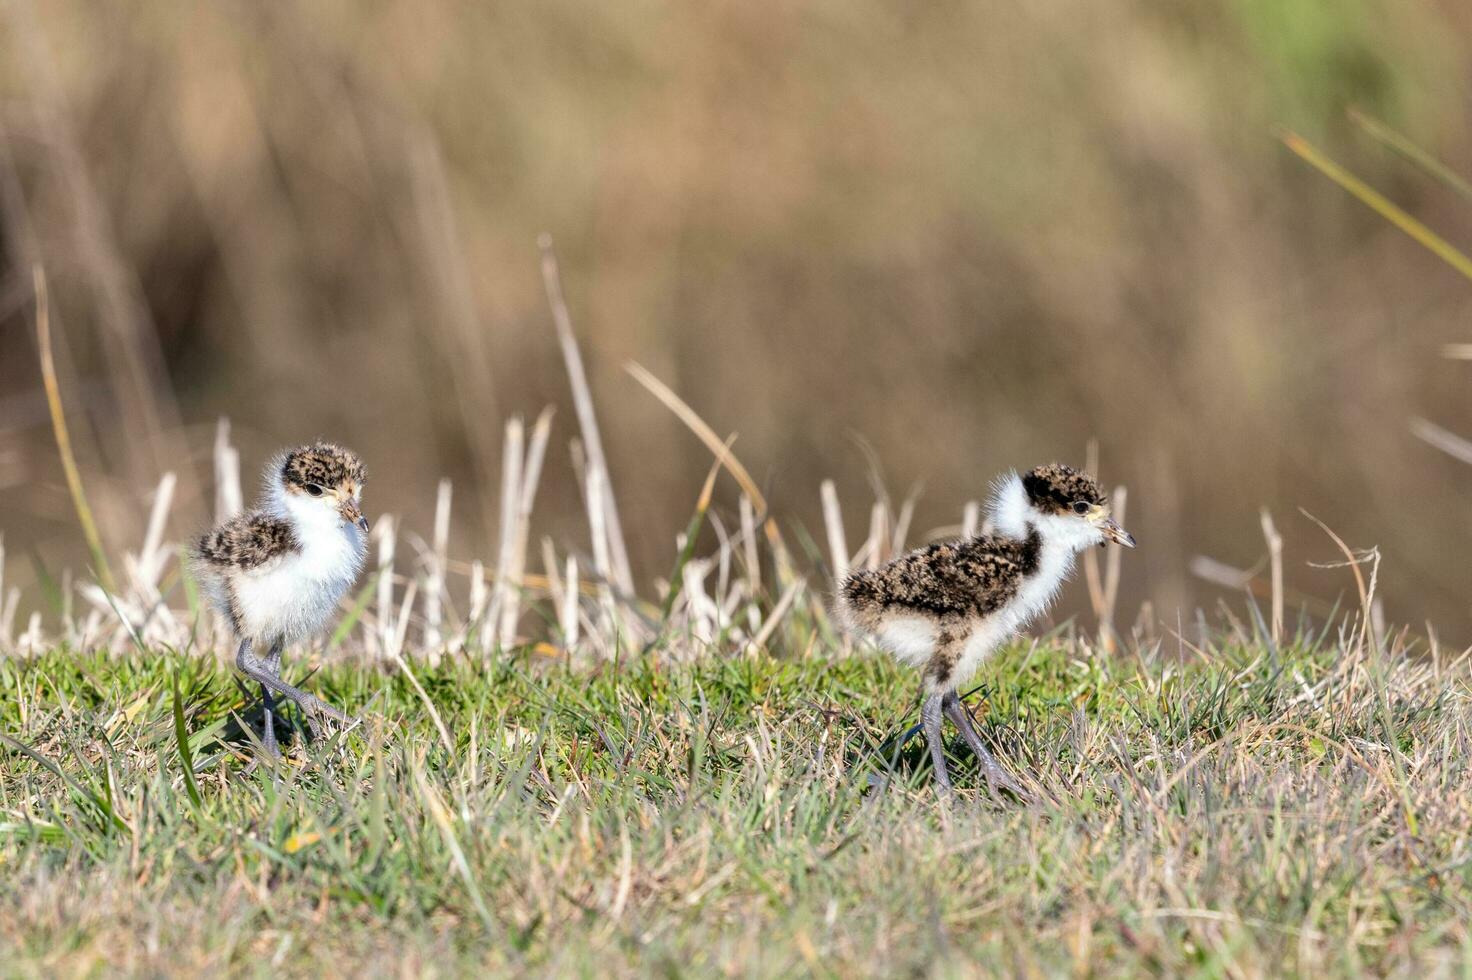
[839,463,1134,798]
[192,442,369,757]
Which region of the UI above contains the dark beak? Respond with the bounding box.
[341,499,369,533]
[1100,516,1136,548]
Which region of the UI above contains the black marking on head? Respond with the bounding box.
[280,442,366,493]
[1022,463,1103,516]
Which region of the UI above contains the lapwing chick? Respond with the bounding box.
[839,463,1135,799]
[192,442,369,757]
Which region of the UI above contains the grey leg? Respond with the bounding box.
[260,640,285,752]
[262,640,321,741]
[237,640,356,730]
[920,692,952,796]
[942,691,1031,802]
[260,684,280,758]
[262,641,283,679]
[234,639,280,759]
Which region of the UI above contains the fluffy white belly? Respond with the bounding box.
[949,617,1014,685]
[234,528,363,646]
[875,616,938,666]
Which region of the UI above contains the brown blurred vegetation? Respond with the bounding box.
[1,0,1470,634]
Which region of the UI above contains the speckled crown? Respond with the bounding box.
[278,442,366,490]
[1021,463,1103,514]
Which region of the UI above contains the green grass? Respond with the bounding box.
[2,635,1470,977]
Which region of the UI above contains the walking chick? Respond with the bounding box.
[839,463,1134,800]
[193,442,369,757]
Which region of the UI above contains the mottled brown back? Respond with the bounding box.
[840,528,1042,625]
[194,514,299,570]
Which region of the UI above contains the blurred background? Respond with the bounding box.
[1,0,1469,637]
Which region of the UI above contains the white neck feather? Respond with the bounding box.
[988,472,1032,540]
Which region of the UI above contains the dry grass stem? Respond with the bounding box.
[1260,508,1284,646]
[540,236,634,596]
[820,480,849,581]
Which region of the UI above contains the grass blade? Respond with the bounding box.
[625,361,767,515]
[0,732,124,832]
[1410,417,1472,466]
[413,760,495,935]
[171,670,203,810]
[1282,132,1472,283]
[539,235,634,595]
[32,266,117,594]
[329,571,382,651]
[1347,108,1472,204]
[656,451,727,627]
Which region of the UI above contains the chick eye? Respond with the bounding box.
[1072,500,1090,515]
[305,483,325,497]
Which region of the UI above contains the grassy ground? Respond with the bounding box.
[1,633,1470,977]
